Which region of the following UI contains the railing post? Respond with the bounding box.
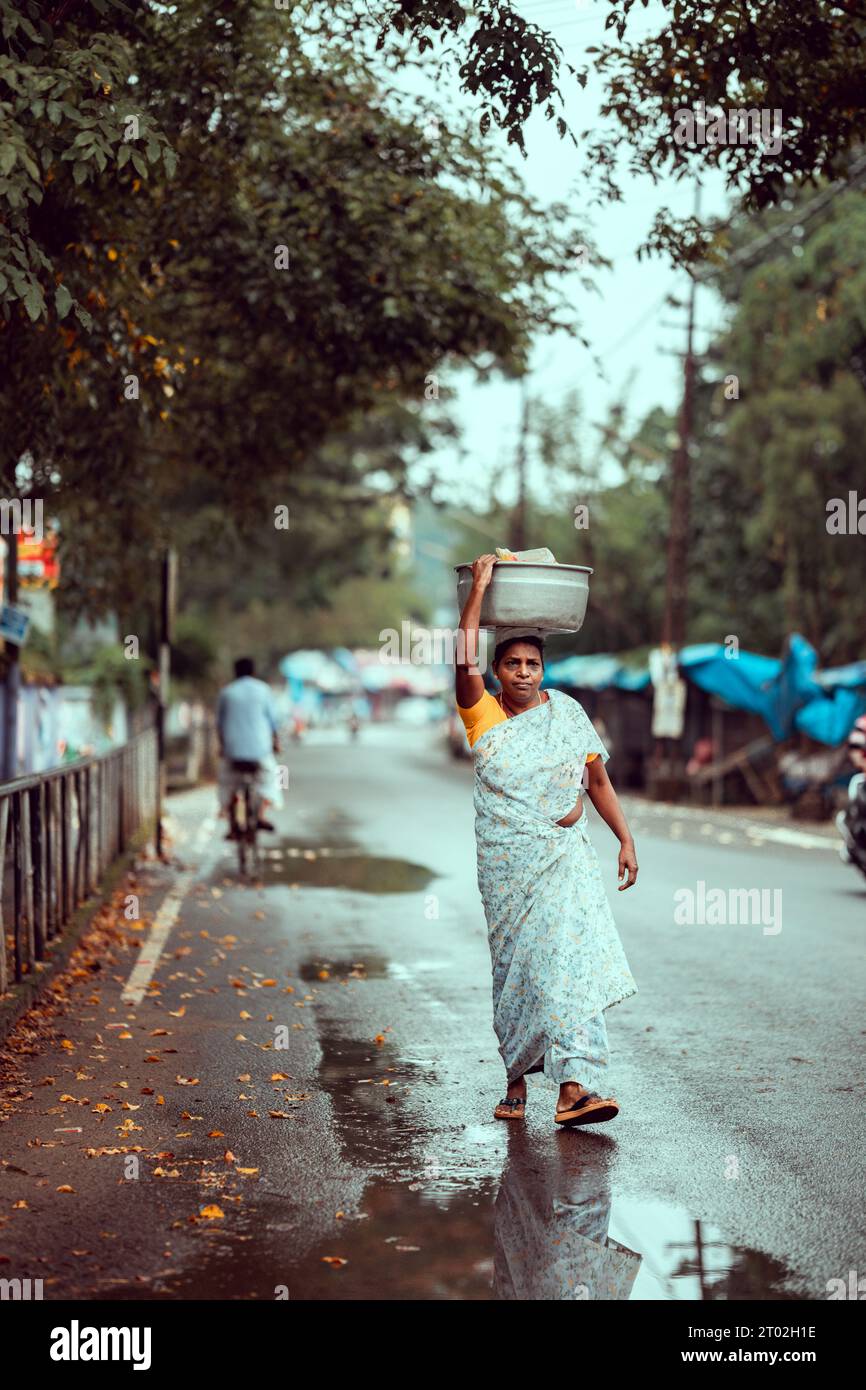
[45,778,57,941]
[84,765,93,896]
[0,799,9,995]
[12,793,22,981]
[31,783,45,960]
[61,773,71,925]
[21,788,35,967]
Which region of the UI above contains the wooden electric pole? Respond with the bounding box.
[661,182,701,648]
[512,378,530,550]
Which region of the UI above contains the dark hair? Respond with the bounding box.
[493,635,545,667]
[235,656,255,678]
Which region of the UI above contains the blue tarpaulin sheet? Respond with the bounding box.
[545,633,865,746]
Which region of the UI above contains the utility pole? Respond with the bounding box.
[512,378,530,549]
[662,181,702,647]
[155,546,176,859]
[2,530,19,782]
[651,181,701,799]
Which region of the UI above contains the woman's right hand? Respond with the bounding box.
[471,553,497,591]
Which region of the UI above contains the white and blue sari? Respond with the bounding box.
[473,689,637,1091]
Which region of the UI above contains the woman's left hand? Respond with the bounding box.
[617,840,638,890]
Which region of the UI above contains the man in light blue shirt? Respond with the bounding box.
[217,657,281,836]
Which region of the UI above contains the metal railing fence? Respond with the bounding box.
[0,728,157,993]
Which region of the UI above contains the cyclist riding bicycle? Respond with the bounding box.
[216,656,281,840]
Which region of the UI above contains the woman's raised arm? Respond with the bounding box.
[455,553,496,708]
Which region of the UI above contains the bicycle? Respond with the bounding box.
[229,759,263,879]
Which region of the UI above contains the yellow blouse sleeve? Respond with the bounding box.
[456,690,506,750]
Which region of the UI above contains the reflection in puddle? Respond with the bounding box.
[254,840,435,893]
[99,1028,807,1300]
[269,1028,806,1302]
[494,1139,639,1299]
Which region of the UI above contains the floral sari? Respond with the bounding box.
[472,688,637,1090]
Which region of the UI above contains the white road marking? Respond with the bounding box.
[121,870,198,1006]
[122,819,216,1006]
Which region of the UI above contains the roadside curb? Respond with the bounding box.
[625,793,840,843]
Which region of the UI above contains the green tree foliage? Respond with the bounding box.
[365,1,866,263]
[1,0,589,633]
[692,185,866,661]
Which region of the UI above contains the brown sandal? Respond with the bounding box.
[494,1095,526,1121]
[554,1087,619,1127]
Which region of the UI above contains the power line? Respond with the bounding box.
[696,151,866,282]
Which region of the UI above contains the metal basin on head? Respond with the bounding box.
[454,561,593,634]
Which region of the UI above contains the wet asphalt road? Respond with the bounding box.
[0,724,864,1300]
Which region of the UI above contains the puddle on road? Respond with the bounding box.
[254,840,435,893]
[97,1017,808,1300]
[297,955,389,982]
[275,1025,809,1302]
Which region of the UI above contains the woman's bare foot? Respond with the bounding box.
[556,1082,587,1113]
[555,1081,619,1126]
[494,1076,526,1120]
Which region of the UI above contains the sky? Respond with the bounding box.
[400,0,733,511]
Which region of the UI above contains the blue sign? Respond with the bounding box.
[0,603,30,644]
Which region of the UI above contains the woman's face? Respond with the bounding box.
[494,642,544,707]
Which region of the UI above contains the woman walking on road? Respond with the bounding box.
[456,554,639,1128]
